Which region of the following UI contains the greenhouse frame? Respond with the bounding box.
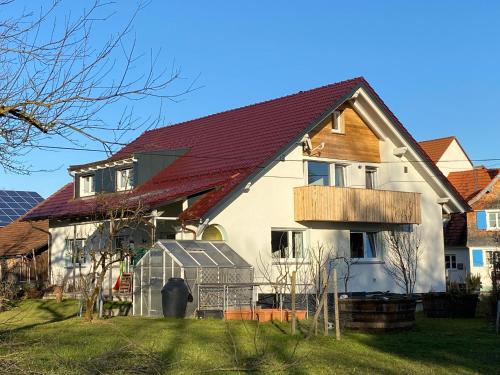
[132,240,254,317]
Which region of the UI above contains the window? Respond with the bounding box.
[201,224,224,241]
[80,174,95,196]
[486,250,500,265]
[365,167,377,189]
[487,211,500,229]
[116,168,134,191]
[331,110,344,134]
[114,235,134,250]
[334,164,346,187]
[350,232,378,259]
[308,161,329,186]
[445,254,457,269]
[271,230,305,260]
[64,239,87,267]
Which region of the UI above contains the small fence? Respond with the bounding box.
[0,250,49,283]
[197,283,255,313]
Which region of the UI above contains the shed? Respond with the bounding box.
[133,240,254,317]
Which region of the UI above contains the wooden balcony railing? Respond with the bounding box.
[294,186,421,224]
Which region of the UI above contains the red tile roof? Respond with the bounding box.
[0,218,48,257]
[444,213,467,247]
[418,136,456,163]
[25,77,468,222]
[447,167,499,202]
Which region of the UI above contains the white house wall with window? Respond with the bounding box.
[468,209,500,290]
[444,173,499,291]
[30,79,469,298]
[204,99,459,294]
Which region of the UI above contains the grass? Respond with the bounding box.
[0,299,499,374]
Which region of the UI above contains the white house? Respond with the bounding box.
[418,136,473,177]
[443,168,499,290]
[25,77,469,298]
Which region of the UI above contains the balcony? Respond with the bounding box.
[294,186,421,224]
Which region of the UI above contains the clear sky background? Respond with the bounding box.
[2,0,500,197]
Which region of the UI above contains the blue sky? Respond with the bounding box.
[2,1,500,197]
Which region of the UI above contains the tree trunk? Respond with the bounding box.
[84,287,100,321]
[55,286,63,303]
[84,298,95,321]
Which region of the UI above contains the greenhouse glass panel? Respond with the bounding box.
[212,242,251,267]
[132,240,254,318]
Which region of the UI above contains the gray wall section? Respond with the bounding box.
[135,148,189,186]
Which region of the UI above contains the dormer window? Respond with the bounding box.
[331,110,345,134]
[116,168,134,191]
[80,174,95,197]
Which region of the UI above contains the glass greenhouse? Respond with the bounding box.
[132,240,254,317]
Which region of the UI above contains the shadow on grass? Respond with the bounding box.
[346,314,500,374]
[2,299,78,335]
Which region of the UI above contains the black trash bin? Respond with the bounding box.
[161,278,192,318]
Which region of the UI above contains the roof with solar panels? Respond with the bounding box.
[0,190,44,227]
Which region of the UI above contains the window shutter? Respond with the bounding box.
[472,249,484,267]
[476,211,487,230]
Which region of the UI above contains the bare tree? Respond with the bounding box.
[77,194,152,321]
[256,242,337,337]
[383,224,422,295]
[0,0,194,173]
[334,255,359,294]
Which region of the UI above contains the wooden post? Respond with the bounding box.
[333,267,340,340]
[32,249,38,282]
[323,267,328,336]
[495,301,499,334]
[291,271,296,335]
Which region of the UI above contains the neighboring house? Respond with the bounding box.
[443,167,500,290]
[0,190,44,227]
[25,77,468,297]
[0,218,49,283]
[418,136,473,177]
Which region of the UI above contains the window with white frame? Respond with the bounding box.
[307,161,349,187]
[271,229,305,260]
[445,254,457,269]
[486,250,500,265]
[350,232,378,259]
[334,164,347,187]
[116,168,134,191]
[331,110,345,134]
[487,211,500,229]
[365,167,377,189]
[80,174,95,197]
[64,239,87,267]
[308,161,329,186]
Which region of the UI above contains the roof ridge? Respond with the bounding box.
[144,77,365,134]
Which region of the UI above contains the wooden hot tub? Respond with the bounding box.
[339,295,417,331]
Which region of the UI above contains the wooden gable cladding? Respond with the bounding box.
[306,105,381,162]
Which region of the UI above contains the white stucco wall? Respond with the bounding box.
[49,220,150,294]
[436,139,473,177]
[444,247,469,284]
[48,97,462,297]
[469,247,497,291]
[206,133,450,294]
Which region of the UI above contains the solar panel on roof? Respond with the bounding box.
[0,190,44,227]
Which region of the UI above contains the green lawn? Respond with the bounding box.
[0,300,498,374]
